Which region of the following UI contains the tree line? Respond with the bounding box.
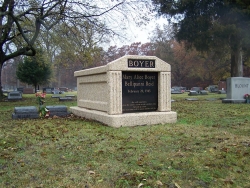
[3,31,250,91]
[1,0,250,97]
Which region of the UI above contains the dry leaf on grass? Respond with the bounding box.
[138,183,144,188]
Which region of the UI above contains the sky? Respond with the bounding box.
[92,0,170,48]
[129,17,167,44]
[109,16,168,47]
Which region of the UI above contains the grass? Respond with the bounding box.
[0,92,250,187]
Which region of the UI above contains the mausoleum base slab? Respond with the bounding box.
[70,107,177,128]
[222,99,246,103]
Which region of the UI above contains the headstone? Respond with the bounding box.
[222,77,250,103]
[65,95,75,98]
[47,88,53,94]
[206,98,217,101]
[171,87,184,94]
[42,87,54,94]
[2,90,9,94]
[190,87,201,94]
[70,55,177,127]
[12,106,39,119]
[59,87,68,92]
[188,91,198,96]
[52,89,62,94]
[23,88,34,94]
[8,91,22,101]
[218,80,227,91]
[200,90,208,95]
[171,90,183,94]
[46,105,70,117]
[207,85,218,93]
[185,98,198,101]
[59,97,73,101]
[218,90,226,94]
[17,87,24,93]
[51,95,61,98]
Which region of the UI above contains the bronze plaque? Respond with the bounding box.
[122,71,158,113]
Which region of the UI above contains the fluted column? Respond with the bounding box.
[108,71,122,114]
[158,72,171,111]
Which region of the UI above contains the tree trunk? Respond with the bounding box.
[231,48,243,77]
[230,35,243,77]
[0,63,3,99]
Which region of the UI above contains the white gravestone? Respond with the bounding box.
[222,77,250,103]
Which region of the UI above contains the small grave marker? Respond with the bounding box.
[51,95,61,98]
[200,90,208,95]
[17,87,24,93]
[23,88,34,94]
[65,95,75,98]
[8,91,22,101]
[12,106,39,119]
[218,90,226,94]
[46,105,70,117]
[206,98,217,101]
[188,91,198,96]
[59,97,73,101]
[185,98,198,101]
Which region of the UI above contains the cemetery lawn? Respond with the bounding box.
[0,92,250,188]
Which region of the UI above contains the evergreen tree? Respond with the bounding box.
[152,0,250,76]
[16,54,51,92]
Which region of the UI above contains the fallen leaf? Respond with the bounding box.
[137,161,143,166]
[174,182,181,188]
[0,171,6,175]
[135,171,145,175]
[156,180,163,186]
[88,170,95,175]
[138,183,143,188]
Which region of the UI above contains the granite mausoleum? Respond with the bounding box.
[70,55,177,127]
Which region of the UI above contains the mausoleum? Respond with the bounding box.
[70,55,177,127]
